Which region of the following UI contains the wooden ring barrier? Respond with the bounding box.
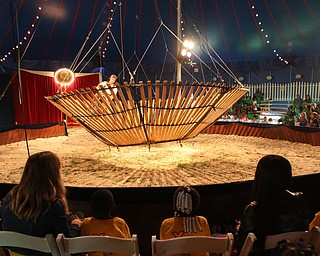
[203,121,320,146]
[46,81,248,147]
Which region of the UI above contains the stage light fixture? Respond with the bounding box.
[181,49,187,56]
[54,68,75,86]
[266,75,272,81]
[183,39,194,49]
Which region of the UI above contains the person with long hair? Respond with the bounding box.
[237,155,310,254]
[1,151,81,255]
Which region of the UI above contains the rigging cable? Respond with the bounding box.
[153,0,169,81]
[119,2,125,80]
[195,30,241,84]
[108,29,134,80]
[10,0,30,156]
[133,23,162,76]
[70,1,114,72]
[162,22,241,85]
[193,25,221,78]
[0,2,44,101]
[163,0,242,85]
[177,1,221,81]
[167,51,199,83]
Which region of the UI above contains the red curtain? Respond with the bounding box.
[12,70,100,124]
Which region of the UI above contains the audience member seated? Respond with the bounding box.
[303,94,313,113]
[310,102,319,114]
[229,95,261,123]
[280,110,295,126]
[0,151,81,255]
[160,185,211,255]
[299,112,308,127]
[232,114,240,122]
[80,189,131,256]
[309,211,320,231]
[253,89,264,105]
[237,155,310,255]
[308,112,319,128]
[252,114,260,123]
[260,116,268,123]
[293,94,304,112]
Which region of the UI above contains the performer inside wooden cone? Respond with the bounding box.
[95,74,119,101]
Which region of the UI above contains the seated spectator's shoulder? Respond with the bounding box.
[285,190,305,200]
[245,200,257,210]
[113,216,128,225]
[197,215,209,224]
[81,217,94,225]
[161,217,174,225]
[1,191,11,206]
[282,190,309,210]
[242,201,258,221]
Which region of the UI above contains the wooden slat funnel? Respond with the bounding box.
[46,81,248,147]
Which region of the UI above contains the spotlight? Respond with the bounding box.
[54,68,75,86]
[266,75,272,81]
[181,49,187,56]
[295,74,302,79]
[183,40,194,49]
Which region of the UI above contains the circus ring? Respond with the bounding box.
[1,82,320,255]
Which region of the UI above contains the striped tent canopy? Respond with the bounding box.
[46,81,248,147]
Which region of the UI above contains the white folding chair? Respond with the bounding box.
[56,233,139,256]
[238,232,257,256]
[265,226,320,252]
[0,231,60,256]
[151,234,234,256]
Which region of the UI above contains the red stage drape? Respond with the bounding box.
[12,70,100,124]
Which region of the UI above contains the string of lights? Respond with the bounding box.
[179,14,195,66]
[251,4,289,65]
[102,1,118,59]
[0,3,44,63]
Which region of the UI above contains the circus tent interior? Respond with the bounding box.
[1,0,320,128]
[1,2,320,255]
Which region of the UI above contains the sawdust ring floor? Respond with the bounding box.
[0,127,319,187]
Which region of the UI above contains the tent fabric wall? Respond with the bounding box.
[11,70,101,125]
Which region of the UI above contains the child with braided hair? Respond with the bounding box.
[160,185,211,255]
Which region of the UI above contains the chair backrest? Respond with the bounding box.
[56,233,139,256]
[151,234,234,256]
[265,226,320,252]
[0,231,60,256]
[238,233,257,256]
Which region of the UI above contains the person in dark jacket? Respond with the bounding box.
[237,154,310,255]
[1,151,81,255]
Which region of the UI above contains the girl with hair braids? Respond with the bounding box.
[160,185,211,256]
[1,151,81,255]
[237,155,309,255]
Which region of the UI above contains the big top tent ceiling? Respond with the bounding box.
[0,0,320,81]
